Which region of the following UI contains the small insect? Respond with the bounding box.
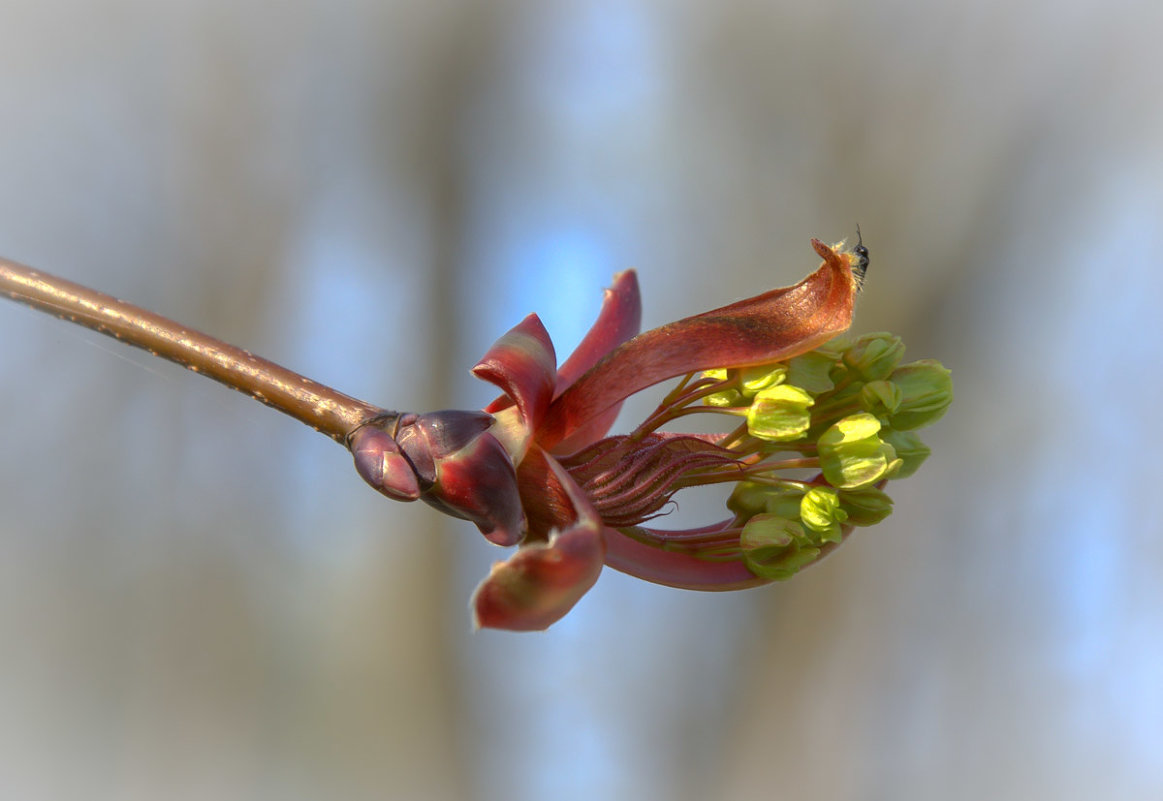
[852,225,870,286]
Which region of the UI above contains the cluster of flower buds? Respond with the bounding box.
[694,332,952,580]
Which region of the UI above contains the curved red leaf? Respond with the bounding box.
[473,313,557,431]
[545,270,642,455]
[538,241,860,449]
[554,269,642,393]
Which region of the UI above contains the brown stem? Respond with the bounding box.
[0,256,389,444]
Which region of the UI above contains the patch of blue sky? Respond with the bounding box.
[1032,162,1163,761]
[273,209,421,557]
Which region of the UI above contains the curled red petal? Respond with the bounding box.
[546,270,642,455]
[554,269,642,393]
[471,450,605,631]
[474,313,557,431]
[602,523,768,591]
[539,241,860,449]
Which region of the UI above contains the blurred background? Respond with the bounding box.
[2,0,1161,798]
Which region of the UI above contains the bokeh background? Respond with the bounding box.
[2,0,1162,799]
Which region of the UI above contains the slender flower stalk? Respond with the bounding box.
[0,257,387,442]
[1,234,952,632]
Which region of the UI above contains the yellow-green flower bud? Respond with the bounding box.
[701,369,744,407]
[843,332,905,381]
[747,384,815,442]
[739,364,787,397]
[728,483,804,520]
[880,429,931,478]
[704,389,744,408]
[786,351,837,395]
[726,481,772,516]
[860,379,903,417]
[741,513,796,549]
[800,486,848,544]
[885,360,953,430]
[740,515,820,580]
[838,487,894,526]
[818,413,903,489]
[764,486,806,519]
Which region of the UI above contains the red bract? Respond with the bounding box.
[465,239,864,630]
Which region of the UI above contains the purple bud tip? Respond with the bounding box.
[350,426,422,502]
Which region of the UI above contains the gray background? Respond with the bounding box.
[1,0,1161,799]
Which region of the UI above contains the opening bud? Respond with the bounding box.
[818,413,902,489]
[747,384,815,442]
[837,486,894,526]
[880,429,931,478]
[739,364,788,397]
[885,360,954,430]
[786,350,839,394]
[740,515,821,580]
[800,486,848,544]
[728,481,776,516]
[701,369,745,408]
[843,332,905,381]
[860,379,903,417]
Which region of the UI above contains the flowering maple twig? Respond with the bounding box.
[0,256,389,443]
[1,235,952,632]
